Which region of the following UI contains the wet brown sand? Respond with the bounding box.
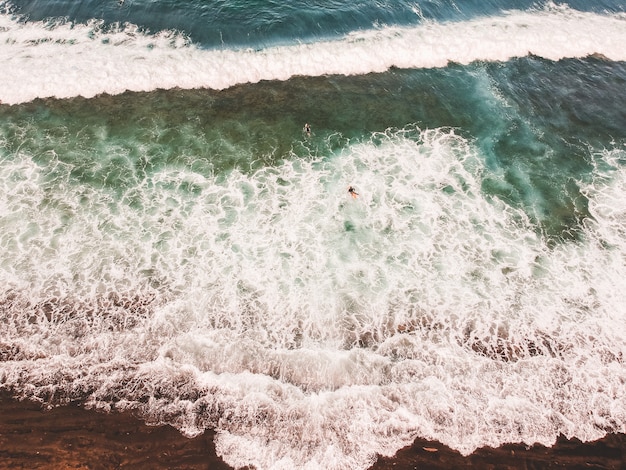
[1,392,624,469]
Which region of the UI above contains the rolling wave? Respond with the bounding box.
[1,4,625,104]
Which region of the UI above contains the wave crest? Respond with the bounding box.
[0,6,625,104]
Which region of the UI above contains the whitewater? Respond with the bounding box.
[1,123,625,468]
[0,4,625,104]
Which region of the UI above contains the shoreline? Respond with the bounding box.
[1,393,624,469]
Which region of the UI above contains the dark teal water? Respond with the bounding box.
[1,1,626,469]
[9,0,626,47]
[4,57,623,237]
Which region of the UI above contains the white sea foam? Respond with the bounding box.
[0,4,625,104]
[1,127,625,469]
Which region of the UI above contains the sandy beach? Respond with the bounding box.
[1,392,624,470]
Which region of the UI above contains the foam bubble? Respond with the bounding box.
[1,128,626,469]
[0,5,625,104]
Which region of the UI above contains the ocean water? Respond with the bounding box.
[1,0,626,469]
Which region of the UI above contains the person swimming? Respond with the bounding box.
[348,186,359,199]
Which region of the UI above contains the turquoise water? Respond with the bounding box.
[1,1,626,469]
[4,59,622,236]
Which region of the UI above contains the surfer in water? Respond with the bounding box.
[348,186,359,199]
[303,122,311,135]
